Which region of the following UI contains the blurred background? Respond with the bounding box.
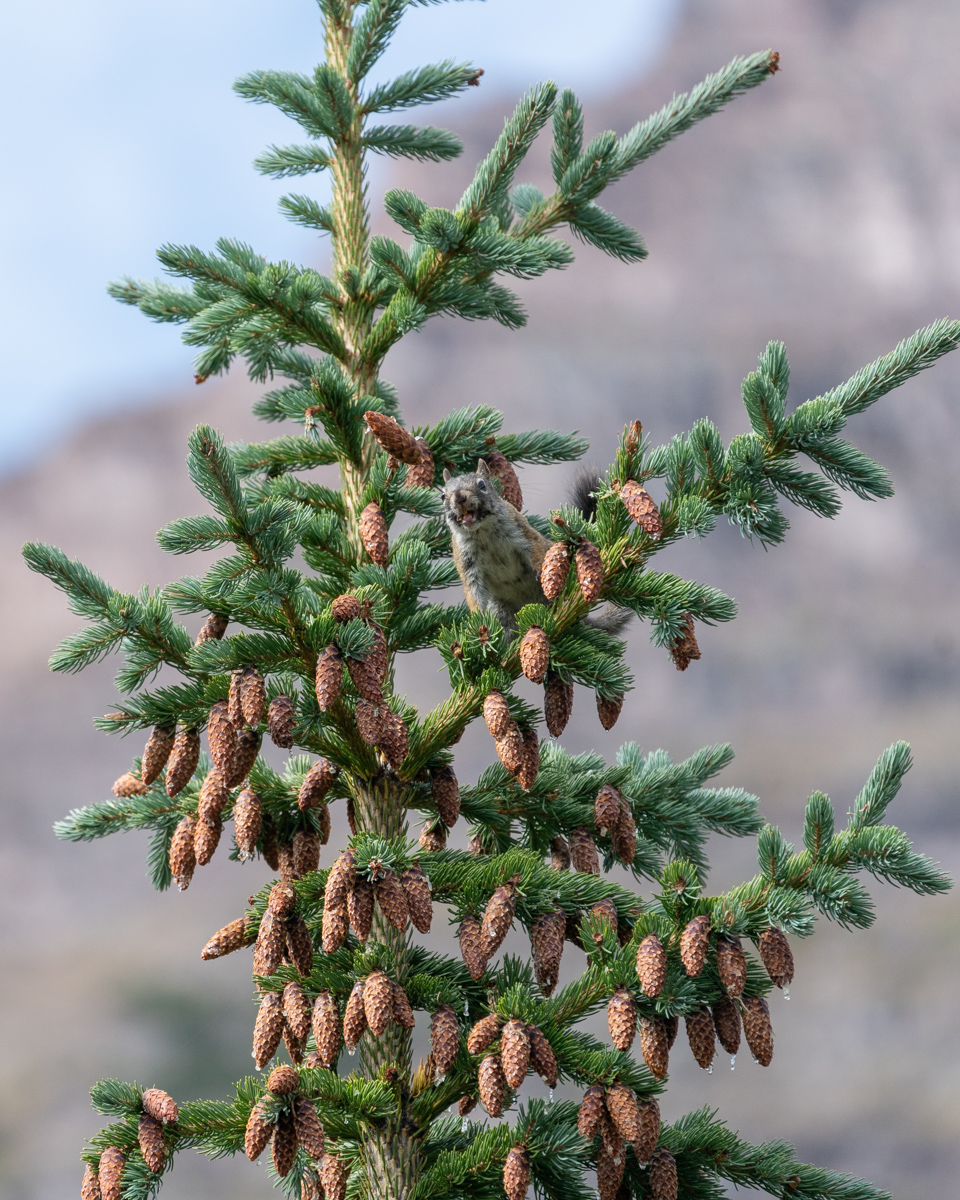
[3,0,959,1196]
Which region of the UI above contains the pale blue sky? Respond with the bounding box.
[1,0,678,471]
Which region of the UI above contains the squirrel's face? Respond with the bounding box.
[441,470,498,531]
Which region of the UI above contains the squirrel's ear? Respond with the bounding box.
[476,458,491,480]
[442,469,452,484]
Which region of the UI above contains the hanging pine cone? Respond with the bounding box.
[574,538,604,603]
[639,1016,669,1081]
[228,670,244,728]
[354,699,382,746]
[549,835,571,871]
[347,877,374,941]
[649,1147,678,1200]
[141,727,175,786]
[374,866,409,931]
[293,829,321,878]
[267,1064,299,1095]
[680,914,712,977]
[685,1006,716,1069]
[458,1094,477,1117]
[619,479,662,538]
[343,980,367,1049]
[712,996,742,1057]
[320,1153,349,1200]
[287,915,315,976]
[233,788,262,860]
[112,771,147,798]
[98,1149,124,1200]
[268,693,295,748]
[244,1099,274,1160]
[206,700,237,774]
[503,1145,530,1200]
[194,811,222,866]
[613,802,637,865]
[261,815,280,871]
[306,991,338,1068]
[484,449,523,509]
[315,645,344,711]
[81,1164,101,1200]
[606,1082,643,1144]
[321,898,348,954]
[253,991,284,1067]
[326,848,357,906]
[364,969,395,1036]
[165,728,201,797]
[500,1018,531,1089]
[669,613,701,671]
[432,765,460,828]
[543,672,574,737]
[495,724,524,775]
[742,995,774,1065]
[716,936,747,998]
[635,934,667,997]
[377,707,409,770]
[366,622,387,682]
[289,1095,324,1160]
[272,1108,297,1178]
[363,410,422,463]
[299,758,337,811]
[467,1013,504,1055]
[359,501,389,565]
[483,690,512,738]
[269,880,296,920]
[459,913,487,980]
[596,1138,625,1200]
[347,652,382,708]
[316,803,331,845]
[481,880,518,958]
[201,916,249,960]
[406,438,435,488]
[197,768,229,823]
[420,821,446,852]
[635,1098,661,1165]
[596,693,624,730]
[169,816,197,891]
[607,988,638,1051]
[401,863,433,933]
[758,927,795,988]
[302,1167,324,1200]
[195,612,228,647]
[430,1005,460,1075]
[577,1085,606,1138]
[239,666,266,726]
[278,840,297,884]
[570,827,600,875]
[284,981,312,1041]
[594,784,622,832]
[540,541,571,601]
[228,726,261,786]
[519,625,550,684]
[393,982,416,1029]
[664,1014,679,1050]
[137,1113,165,1173]
[478,1053,508,1116]
[141,1088,178,1125]
[590,898,619,945]
[565,912,585,951]
[530,908,565,996]
[527,1024,558,1087]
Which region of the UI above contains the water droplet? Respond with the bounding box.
[461,1118,468,1132]
[548,1088,555,1103]
[613,1156,621,1166]
[706,1064,713,1075]
[730,1056,736,1071]
[348,1048,356,1057]
[783,986,791,1001]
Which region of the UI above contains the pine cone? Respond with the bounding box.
[233,788,262,860]
[503,1145,530,1200]
[459,913,488,980]
[354,698,382,745]
[293,1095,326,1159]
[635,934,667,997]
[606,1082,642,1144]
[138,1114,166,1171]
[635,1098,661,1165]
[272,1108,297,1178]
[483,690,512,738]
[758,927,794,988]
[299,758,337,811]
[315,645,343,712]
[268,693,296,748]
[194,810,222,866]
[359,501,389,565]
[500,1018,531,1089]
[278,841,297,884]
[565,912,585,950]
[467,1013,504,1055]
[519,626,550,684]
[227,669,244,727]
[527,1024,558,1087]
[401,863,433,933]
[245,1099,274,1160]
[574,539,604,603]
[329,592,359,622]
[268,881,296,920]
[169,816,197,891]
[590,898,619,945]
[253,991,285,1067]
[287,915,315,976]
[81,1164,101,1200]
[613,802,637,864]
[477,1053,508,1116]
[716,936,747,998]
[141,727,175,786]
[596,1137,625,1200]
[577,1085,606,1138]
[619,479,662,538]
[364,969,395,1036]
[481,881,517,958]
[458,1094,477,1117]
[549,836,571,871]
[639,1016,669,1081]
[431,1005,460,1075]
[540,541,571,601]
[664,1013,679,1050]
[292,829,320,879]
[516,727,539,791]
[207,700,237,773]
[312,991,342,1067]
[301,1167,324,1200]
[284,981,312,1041]
[228,723,262,785]
[420,822,447,852]
[198,767,229,822]
[284,1023,307,1065]
[112,772,147,798]
[669,612,701,671]
[343,980,367,1049]
[680,914,712,977]
[141,1087,178,1125]
[712,997,742,1057]
[543,672,574,737]
[377,707,409,770]
[594,784,622,832]
[484,450,523,510]
[685,1006,716,1070]
[261,815,280,870]
[267,1064,300,1095]
[530,908,565,996]
[742,995,774,1065]
[98,1149,124,1200]
[649,1148,678,1200]
[596,693,624,730]
[607,987,638,1051]
[239,665,266,726]
[201,916,249,960]
[320,1153,349,1200]
[195,612,228,646]
[432,765,460,828]
[364,410,422,464]
[374,867,409,931]
[326,848,357,908]
[321,899,348,954]
[406,438,435,488]
[347,878,374,941]
[366,622,387,683]
[346,653,382,707]
[569,827,600,875]
[495,724,524,775]
[165,728,201,797]
[393,982,416,1029]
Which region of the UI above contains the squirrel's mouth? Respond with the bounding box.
[456,511,478,527]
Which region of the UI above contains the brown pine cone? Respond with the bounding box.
[169,816,197,891]
[280,843,297,889]
[635,1098,661,1165]
[458,1094,477,1117]
[364,969,395,1036]
[343,980,367,1049]
[301,1167,324,1200]
[141,727,175,786]
[596,1137,625,1200]
[613,802,637,865]
[393,983,416,1029]
[484,450,523,510]
[165,728,201,797]
[596,693,624,730]
[197,767,229,822]
[516,727,539,791]
[742,995,774,1065]
[543,672,574,737]
[459,914,488,980]
[377,707,410,770]
[477,1053,508,1117]
[366,622,387,683]
[359,501,389,565]
[245,1099,274,1160]
[331,593,362,623]
[619,479,662,538]
[500,1018,531,1089]
[503,1145,530,1200]
[112,772,147,798]
[320,1153,349,1200]
[321,899,348,954]
[635,934,667,998]
[81,1164,101,1200]
[228,724,262,787]
[239,666,267,726]
[194,810,222,866]
[268,693,296,748]
[639,1016,669,1081]
[401,863,433,933]
[141,1087,178,1125]
[466,1013,504,1055]
[549,836,571,871]
[483,690,512,738]
[299,758,338,811]
[201,916,250,960]
[519,626,550,684]
[284,1031,307,1067]
[98,1148,124,1200]
[253,991,285,1068]
[606,1081,642,1143]
[267,1064,300,1095]
[268,881,296,919]
[577,1084,606,1138]
[228,670,244,727]
[432,765,460,828]
[664,1013,679,1050]
[252,914,284,982]
[354,698,382,745]
[346,651,383,705]
[406,438,435,488]
[607,987,638,1051]
[594,784,622,832]
[261,815,280,870]
[569,827,600,875]
[313,803,330,846]
[590,898,619,945]
[364,410,422,464]
[481,880,517,958]
[207,700,237,774]
[195,612,228,647]
[347,878,374,941]
[287,915,315,976]
[293,1095,326,1159]
[680,914,712,977]
[685,1006,716,1070]
[293,829,321,878]
[649,1147,679,1200]
[574,539,604,603]
[233,788,262,860]
[284,981,312,1041]
[669,612,701,671]
[137,1113,165,1173]
[565,912,585,951]
[712,996,742,1057]
[716,936,747,998]
[758,927,795,989]
[540,541,571,601]
[312,991,342,1067]
[374,867,409,931]
[272,1108,298,1178]
[495,723,524,775]
[315,645,343,712]
[325,848,356,909]
[530,908,565,996]
[527,1024,558,1087]
[431,1005,460,1075]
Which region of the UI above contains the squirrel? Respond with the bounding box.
[442,460,629,636]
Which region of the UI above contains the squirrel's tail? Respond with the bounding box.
[569,468,633,636]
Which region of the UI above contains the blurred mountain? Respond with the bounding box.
[3,0,959,1196]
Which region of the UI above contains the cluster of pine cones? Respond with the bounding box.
[482,690,540,790]
[322,847,433,949]
[458,876,520,979]
[578,1082,671,1200]
[81,1089,177,1199]
[244,1065,343,1190]
[460,1014,558,1117]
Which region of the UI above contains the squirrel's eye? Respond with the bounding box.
[477,479,486,490]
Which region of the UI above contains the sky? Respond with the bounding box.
[1,0,679,473]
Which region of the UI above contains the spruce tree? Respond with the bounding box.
[24,5,957,1199]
